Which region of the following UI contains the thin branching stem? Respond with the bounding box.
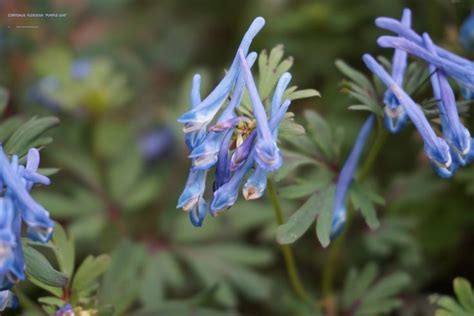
[267,179,313,305]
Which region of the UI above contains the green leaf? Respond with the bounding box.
[52,223,75,278]
[304,110,334,159]
[24,245,68,288]
[315,186,336,248]
[274,150,317,182]
[72,254,111,293]
[454,278,474,312]
[0,86,9,115]
[342,263,410,316]
[38,296,64,307]
[349,183,384,230]
[4,116,59,156]
[0,117,24,142]
[277,189,329,244]
[286,88,320,101]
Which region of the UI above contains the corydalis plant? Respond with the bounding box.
[177,17,318,226]
[0,146,54,310]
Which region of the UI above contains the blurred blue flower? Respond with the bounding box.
[330,115,375,239]
[383,8,411,133]
[363,54,455,178]
[0,290,18,311]
[139,126,175,162]
[460,12,474,54]
[71,59,91,80]
[55,303,74,316]
[0,147,53,294]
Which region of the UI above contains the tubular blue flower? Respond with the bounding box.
[460,12,474,54]
[214,129,234,191]
[230,130,257,172]
[376,35,474,100]
[0,290,18,311]
[55,304,74,316]
[0,198,16,275]
[363,54,455,178]
[0,147,54,242]
[185,74,206,150]
[239,49,282,171]
[423,33,474,166]
[177,17,265,132]
[189,52,258,170]
[375,15,472,66]
[383,8,411,133]
[211,99,291,213]
[177,168,207,211]
[242,74,292,200]
[189,198,208,227]
[331,115,375,239]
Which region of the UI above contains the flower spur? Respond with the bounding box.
[423,33,474,166]
[383,8,411,133]
[330,115,375,238]
[363,54,455,178]
[375,17,474,100]
[177,17,265,133]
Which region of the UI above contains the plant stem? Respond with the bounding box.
[267,179,312,304]
[321,119,388,314]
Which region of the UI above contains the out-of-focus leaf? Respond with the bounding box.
[0,86,9,114]
[349,182,384,230]
[52,224,75,277]
[4,116,59,156]
[72,254,111,294]
[100,241,146,315]
[342,263,410,316]
[431,277,474,316]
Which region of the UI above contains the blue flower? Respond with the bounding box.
[0,290,18,311]
[375,20,474,100]
[0,148,54,242]
[383,8,411,133]
[211,99,291,213]
[188,52,258,170]
[71,59,91,80]
[177,17,265,133]
[0,147,54,293]
[177,169,207,212]
[423,33,474,166]
[242,73,292,200]
[363,54,455,178]
[55,303,74,316]
[460,12,474,54]
[139,126,175,162]
[330,115,375,239]
[239,49,282,172]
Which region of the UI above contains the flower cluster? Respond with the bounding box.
[0,146,54,310]
[330,8,474,237]
[177,17,294,226]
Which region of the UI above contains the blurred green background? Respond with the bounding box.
[1,0,474,315]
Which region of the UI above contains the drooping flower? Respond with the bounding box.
[0,147,53,296]
[383,8,411,133]
[239,49,282,172]
[177,17,265,133]
[210,98,292,214]
[460,12,474,54]
[363,54,455,177]
[331,115,375,238]
[422,33,474,166]
[375,19,474,100]
[189,52,258,170]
